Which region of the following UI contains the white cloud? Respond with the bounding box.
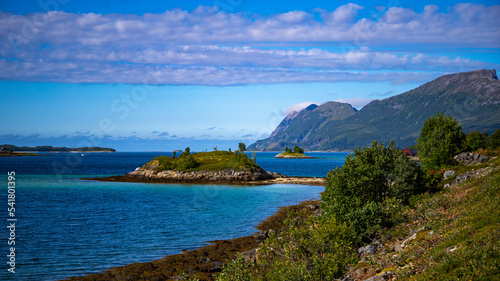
[285,102,319,115]
[328,3,364,25]
[334,98,373,109]
[0,4,498,85]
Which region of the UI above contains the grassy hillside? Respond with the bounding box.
[214,152,499,281]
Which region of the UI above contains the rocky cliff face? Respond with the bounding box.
[248,101,357,151]
[269,104,318,138]
[249,69,500,151]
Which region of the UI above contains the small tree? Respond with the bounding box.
[466,131,486,151]
[417,113,465,169]
[321,141,425,240]
[238,143,246,154]
[180,147,191,157]
[294,145,304,154]
[172,151,176,159]
[489,128,500,149]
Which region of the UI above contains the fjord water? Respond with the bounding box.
[0,152,347,280]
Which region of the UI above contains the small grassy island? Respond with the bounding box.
[152,147,259,172]
[85,144,325,185]
[275,146,316,159]
[87,144,276,184]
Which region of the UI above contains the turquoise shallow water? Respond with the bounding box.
[0,152,346,280]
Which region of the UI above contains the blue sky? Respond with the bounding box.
[0,0,499,151]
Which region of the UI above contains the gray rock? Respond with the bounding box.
[211,261,223,272]
[241,248,258,263]
[444,170,455,179]
[454,152,490,166]
[395,233,417,252]
[478,155,490,163]
[357,245,376,256]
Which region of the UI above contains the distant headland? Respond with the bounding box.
[0,144,116,153]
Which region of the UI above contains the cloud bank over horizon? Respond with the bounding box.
[1,3,499,86]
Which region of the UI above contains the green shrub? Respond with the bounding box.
[321,141,426,240]
[489,128,500,149]
[293,145,304,154]
[417,113,466,169]
[216,254,255,281]
[257,215,357,280]
[238,143,246,153]
[176,154,199,170]
[153,154,199,171]
[466,131,486,151]
[180,147,191,157]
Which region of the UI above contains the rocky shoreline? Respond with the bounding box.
[83,167,325,186]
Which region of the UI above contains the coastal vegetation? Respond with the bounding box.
[322,141,428,242]
[213,114,499,281]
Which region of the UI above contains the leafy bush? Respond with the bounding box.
[180,147,191,157]
[321,141,426,240]
[293,145,304,154]
[489,128,500,149]
[176,154,199,170]
[153,154,199,171]
[417,113,465,169]
[238,143,246,153]
[216,254,255,281]
[466,131,486,151]
[257,215,357,280]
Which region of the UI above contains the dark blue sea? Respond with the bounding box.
[0,152,347,280]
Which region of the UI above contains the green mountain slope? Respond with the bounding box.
[248,69,500,151]
[250,102,357,151]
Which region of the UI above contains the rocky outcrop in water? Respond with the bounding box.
[128,166,274,182]
[84,167,326,185]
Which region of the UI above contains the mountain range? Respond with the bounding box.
[248,69,500,151]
